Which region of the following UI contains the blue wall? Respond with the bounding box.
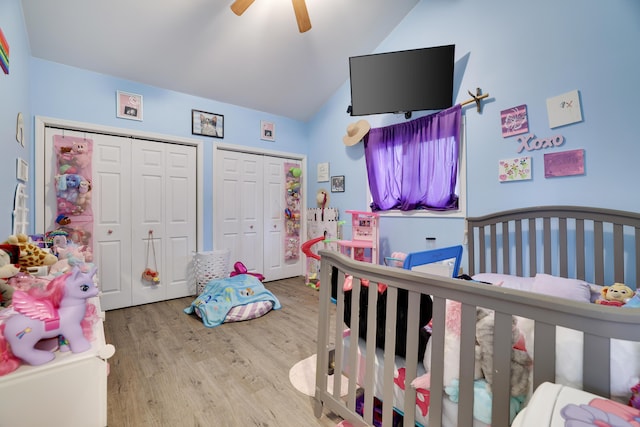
[0,0,31,239]
[3,0,640,270]
[308,0,640,262]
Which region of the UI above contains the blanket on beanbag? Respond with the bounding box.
[184,274,281,327]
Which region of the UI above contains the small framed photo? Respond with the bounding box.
[331,175,345,193]
[192,110,224,138]
[116,91,143,121]
[261,120,276,141]
[16,158,28,182]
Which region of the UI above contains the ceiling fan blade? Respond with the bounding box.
[292,0,312,33]
[230,0,255,16]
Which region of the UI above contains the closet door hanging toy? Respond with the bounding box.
[142,230,160,285]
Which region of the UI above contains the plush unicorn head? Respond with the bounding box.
[1,266,98,366]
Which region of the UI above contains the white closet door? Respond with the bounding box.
[93,135,133,311]
[163,143,197,299]
[131,141,196,305]
[263,156,286,281]
[263,156,302,281]
[215,150,264,275]
[131,140,165,305]
[42,124,198,310]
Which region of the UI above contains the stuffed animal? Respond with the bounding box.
[0,246,20,307]
[596,283,634,307]
[475,307,532,397]
[3,234,58,273]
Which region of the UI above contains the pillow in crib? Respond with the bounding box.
[531,273,591,303]
[471,273,535,292]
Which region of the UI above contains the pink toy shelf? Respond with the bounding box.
[337,210,379,264]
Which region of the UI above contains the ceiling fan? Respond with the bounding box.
[230,0,312,33]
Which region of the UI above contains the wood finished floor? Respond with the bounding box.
[104,276,342,427]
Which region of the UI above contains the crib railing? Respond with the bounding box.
[314,250,640,427]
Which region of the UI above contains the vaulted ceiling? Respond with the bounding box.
[22,0,420,121]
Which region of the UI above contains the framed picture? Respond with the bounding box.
[116,91,143,121]
[192,110,224,138]
[261,120,276,141]
[16,157,28,182]
[331,175,345,193]
[317,162,329,182]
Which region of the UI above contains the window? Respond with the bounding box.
[364,105,465,218]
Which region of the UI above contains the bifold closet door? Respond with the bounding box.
[263,156,302,281]
[216,150,265,276]
[92,134,133,310]
[44,128,196,310]
[131,140,196,306]
[215,150,302,282]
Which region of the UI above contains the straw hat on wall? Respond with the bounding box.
[343,119,371,146]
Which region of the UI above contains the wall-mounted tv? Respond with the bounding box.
[348,44,455,117]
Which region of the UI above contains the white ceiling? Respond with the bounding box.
[21,0,420,122]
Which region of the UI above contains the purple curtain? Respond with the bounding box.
[364,105,462,211]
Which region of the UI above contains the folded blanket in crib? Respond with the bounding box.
[184,274,281,327]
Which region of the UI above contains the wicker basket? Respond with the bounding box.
[193,250,230,295]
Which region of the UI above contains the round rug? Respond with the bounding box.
[289,353,349,397]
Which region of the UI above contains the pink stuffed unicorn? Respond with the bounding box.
[1,266,98,366]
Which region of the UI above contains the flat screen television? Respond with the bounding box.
[348,44,455,117]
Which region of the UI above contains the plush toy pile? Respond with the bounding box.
[0,234,99,376]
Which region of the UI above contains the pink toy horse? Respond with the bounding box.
[2,266,98,366]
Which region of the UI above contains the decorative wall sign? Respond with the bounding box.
[192,110,224,138]
[546,90,582,129]
[516,133,564,153]
[498,156,531,182]
[261,120,276,141]
[317,162,329,182]
[544,149,585,178]
[116,91,143,121]
[0,27,9,74]
[500,104,529,138]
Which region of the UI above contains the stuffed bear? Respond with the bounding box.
[596,283,634,307]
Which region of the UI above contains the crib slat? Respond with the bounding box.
[613,223,624,284]
[402,291,420,427]
[382,287,398,427]
[529,218,537,276]
[346,278,362,410]
[428,296,447,427]
[594,220,604,285]
[576,219,586,281]
[559,217,568,278]
[515,219,523,276]
[458,303,477,426]
[583,333,611,397]
[543,217,552,274]
[532,321,556,390]
[491,311,513,427]
[362,280,379,426]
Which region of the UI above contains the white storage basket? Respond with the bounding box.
[193,250,230,295]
